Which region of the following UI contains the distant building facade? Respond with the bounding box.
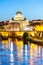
[0,10,43,31]
[4,9,30,31]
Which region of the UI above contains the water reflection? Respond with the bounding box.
[0,38,43,65]
[10,41,14,63]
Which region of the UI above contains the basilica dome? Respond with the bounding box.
[14,9,24,21]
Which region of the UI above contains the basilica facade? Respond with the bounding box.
[4,9,33,31]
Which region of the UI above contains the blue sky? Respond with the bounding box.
[0,0,43,21]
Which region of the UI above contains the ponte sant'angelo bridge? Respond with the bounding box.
[0,31,43,45]
[0,31,43,39]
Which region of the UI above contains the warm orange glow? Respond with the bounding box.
[16,39,23,48]
[30,43,34,65]
[28,31,35,37]
[15,31,24,36]
[35,25,43,31]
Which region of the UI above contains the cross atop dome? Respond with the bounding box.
[16,9,22,15]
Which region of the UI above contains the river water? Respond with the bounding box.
[0,38,43,65]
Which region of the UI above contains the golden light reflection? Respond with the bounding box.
[38,46,42,57]
[16,39,23,48]
[30,43,35,65]
[30,43,34,49]
[16,39,23,60]
[2,40,9,48]
[34,44,39,57]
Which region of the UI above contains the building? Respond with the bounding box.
[0,10,43,37]
[30,20,43,31]
[5,9,29,31]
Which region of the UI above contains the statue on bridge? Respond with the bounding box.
[22,32,29,45]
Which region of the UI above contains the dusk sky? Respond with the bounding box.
[0,0,43,21]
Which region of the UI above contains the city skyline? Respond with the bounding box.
[0,0,43,21]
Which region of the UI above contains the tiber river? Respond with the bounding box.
[0,38,43,65]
